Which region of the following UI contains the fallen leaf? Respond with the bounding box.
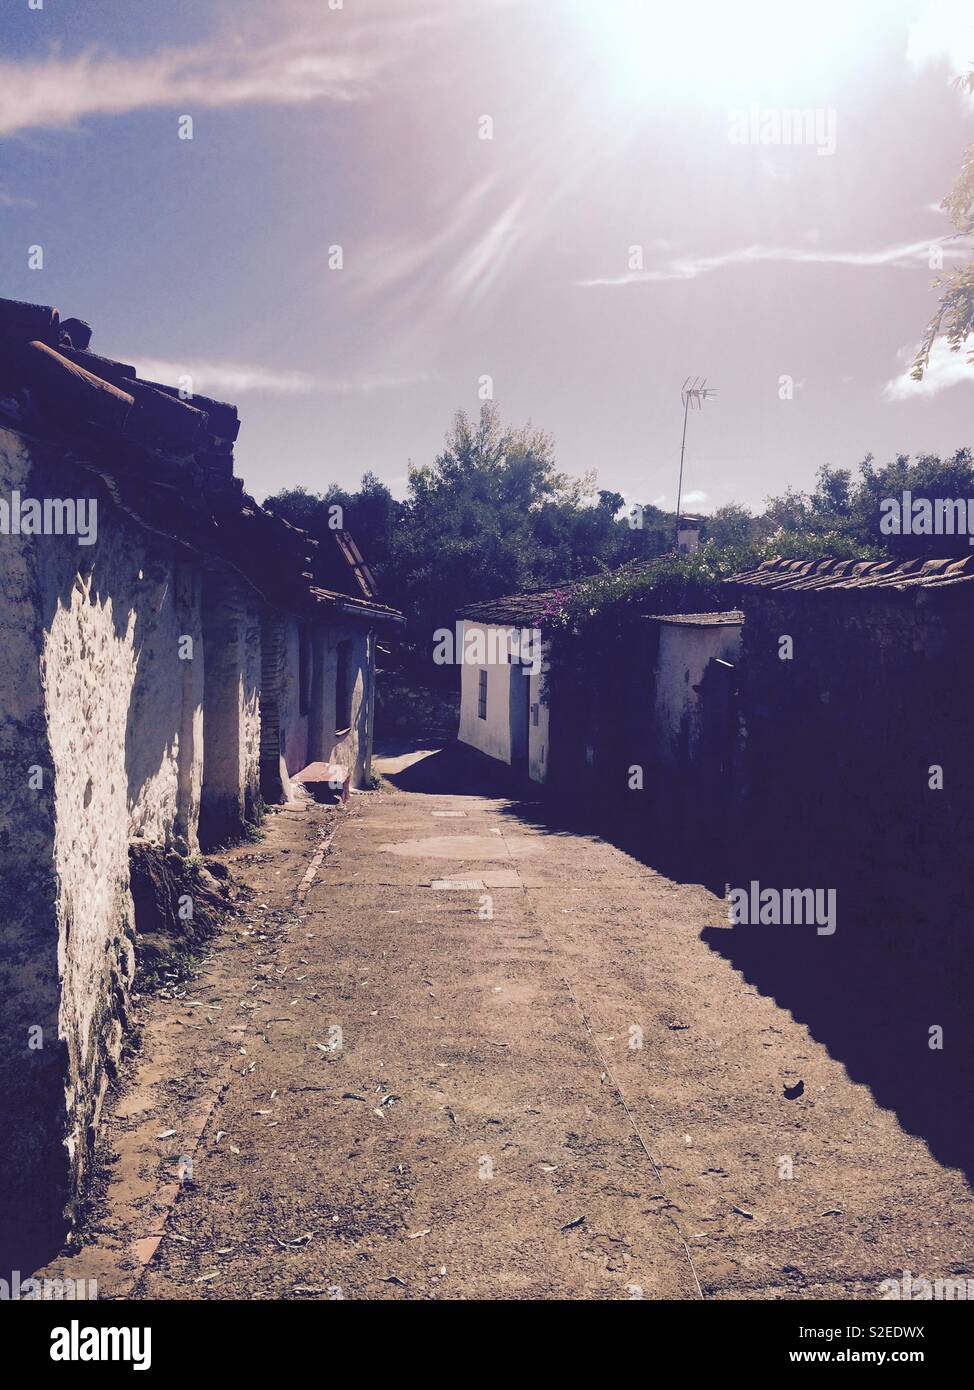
[273,1232,313,1248]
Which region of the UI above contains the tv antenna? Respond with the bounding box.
[675,377,717,547]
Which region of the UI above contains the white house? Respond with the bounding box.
[456,563,743,805]
[456,590,553,784]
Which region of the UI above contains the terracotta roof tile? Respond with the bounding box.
[725,555,974,594]
[458,558,667,625]
[0,296,402,626]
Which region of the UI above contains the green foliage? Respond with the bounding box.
[759,452,974,560]
[265,404,676,662]
[263,404,968,658]
[913,71,974,380]
[544,545,737,635]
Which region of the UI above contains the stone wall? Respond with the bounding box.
[0,431,204,1265]
[0,427,381,1265]
[732,584,974,935]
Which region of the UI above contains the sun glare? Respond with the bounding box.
[568,0,873,105]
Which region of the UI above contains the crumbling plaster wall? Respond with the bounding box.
[0,428,207,1261]
[34,451,204,1210]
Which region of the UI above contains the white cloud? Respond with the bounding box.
[884,338,974,400]
[134,358,318,397]
[682,490,709,506]
[132,357,438,398]
[577,238,968,286]
[0,28,393,137]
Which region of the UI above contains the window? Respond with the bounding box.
[298,624,312,717]
[478,669,488,720]
[335,640,352,733]
[531,702,539,728]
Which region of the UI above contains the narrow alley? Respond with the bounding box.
[41,745,974,1302]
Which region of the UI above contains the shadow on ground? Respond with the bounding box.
[379,740,974,1187]
[376,741,540,800]
[701,917,974,1183]
[377,741,731,887]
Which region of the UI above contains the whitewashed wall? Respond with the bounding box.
[0,428,206,1243]
[652,620,742,766]
[279,616,372,788]
[457,620,548,782]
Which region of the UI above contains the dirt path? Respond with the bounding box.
[43,745,973,1300]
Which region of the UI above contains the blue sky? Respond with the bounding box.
[2,0,973,512]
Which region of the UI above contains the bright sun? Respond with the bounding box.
[568,0,873,105]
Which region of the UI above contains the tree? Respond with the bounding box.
[389,403,576,647]
[704,503,755,548]
[912,72,974,381]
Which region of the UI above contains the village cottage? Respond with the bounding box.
[456,564,741,847]
[0,297,402,1265]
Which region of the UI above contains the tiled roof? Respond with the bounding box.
[725,555,974,593]
[310,586,404,623]
[458,558,666,626]
[645,610,744,626]
[0,297,240,476]
[459,583,576,626]
[0,296,402,625]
